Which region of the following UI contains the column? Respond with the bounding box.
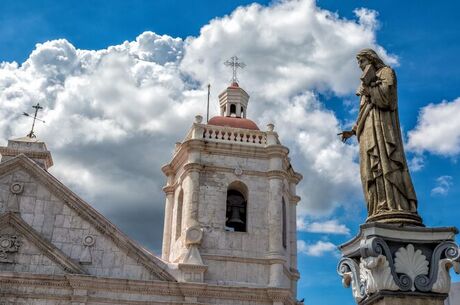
[236,102,242,117]
[161,185,175,261]
[183,168,200,229]
[290,183,300,297]
[268,171,284,287]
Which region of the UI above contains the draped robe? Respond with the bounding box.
[353,66,418,219]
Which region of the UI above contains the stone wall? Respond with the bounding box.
[0,167,159,281]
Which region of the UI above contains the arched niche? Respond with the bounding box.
[225,181,248,232]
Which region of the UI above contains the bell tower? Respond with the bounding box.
[161,69,302,298]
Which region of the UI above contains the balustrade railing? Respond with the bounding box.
[185,124,267,146]
[203,125,266,145]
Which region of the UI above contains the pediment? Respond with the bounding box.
[0,212,86,274]
[0,155,175,281]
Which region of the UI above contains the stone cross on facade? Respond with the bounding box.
[23,103,45,138]
[224,56,246,83]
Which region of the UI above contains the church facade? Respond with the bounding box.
[0,82,302,305]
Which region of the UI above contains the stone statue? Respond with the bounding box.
[340,49,422,225]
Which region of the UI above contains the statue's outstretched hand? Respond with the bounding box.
[338,130,355,143]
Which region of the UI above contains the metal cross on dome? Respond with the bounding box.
[224,56,246,83]
[23,103,45,138]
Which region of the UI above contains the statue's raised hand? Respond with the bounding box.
[338,130,355,143]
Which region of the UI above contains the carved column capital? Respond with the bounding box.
[338,224,460,304]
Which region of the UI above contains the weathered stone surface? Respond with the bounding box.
[340,49,421,226]
[161,120,302,290]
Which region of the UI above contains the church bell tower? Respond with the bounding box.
[161,60,302,298]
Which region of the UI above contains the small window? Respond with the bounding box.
[230,104,236,115]
[240,106,244,118]
[282,198,287,248]
[175,190,183,240]
[225,182,248,232]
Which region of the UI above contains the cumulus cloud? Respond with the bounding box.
[0,0,394,250]
[297,218,350,235]
[182,0,396,97]
[408,98,460,156]
[431,175,453,197]
[297,240,337,257]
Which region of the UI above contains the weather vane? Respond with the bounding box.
[224,56,246,83]
[23,103,45,138]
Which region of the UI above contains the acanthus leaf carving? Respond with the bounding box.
[360,255,398,294]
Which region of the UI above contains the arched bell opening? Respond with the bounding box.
[225,181,248,232]
[230,104,237,117]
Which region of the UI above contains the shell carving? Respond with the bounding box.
[394,244,429,291]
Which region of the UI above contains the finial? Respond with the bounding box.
[23,103,45,138]
[267,123,275,132]
[195,115,203,124]
[224,56,246,84]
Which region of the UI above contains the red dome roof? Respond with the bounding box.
[208,116,259,130]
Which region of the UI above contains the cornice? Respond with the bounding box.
[0,272,294,302]
[267,170,286,179]
[0,272,71,288]
[265,145,290,157]
[162,185,175,195]
[178,164,301,186]
[0,148,53,168]
[161,164,174,176]
[289,195,301,205]
[182,163,203,173]
[201,253,289,266]
[165,140,203,172]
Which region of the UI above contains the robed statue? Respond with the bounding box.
[341,49,422,225]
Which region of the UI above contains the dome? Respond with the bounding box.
[208,116,259,130]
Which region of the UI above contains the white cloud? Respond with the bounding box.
[431,175,453,197]
[297,218,350,235]
[297,240,337,257]
[353,8,379,32]
[182,0,396,97]
[0,0,394,249]
[408,155,425,172]
[408,98,460,156]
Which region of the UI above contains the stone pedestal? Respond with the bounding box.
[338,223,460,305]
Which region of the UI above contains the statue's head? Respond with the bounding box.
[356,48,386,71]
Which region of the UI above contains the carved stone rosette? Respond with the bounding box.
[0,234,22,263]
[337,223,459,304]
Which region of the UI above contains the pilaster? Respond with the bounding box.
[268,168,285,287]
[161,185,175,261]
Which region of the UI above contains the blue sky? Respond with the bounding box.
[1,1,460,305]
